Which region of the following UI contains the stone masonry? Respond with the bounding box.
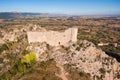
[27,28,78,46]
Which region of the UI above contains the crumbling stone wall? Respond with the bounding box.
[27,28,78,46]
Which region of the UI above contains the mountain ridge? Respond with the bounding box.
[0,12,69,19]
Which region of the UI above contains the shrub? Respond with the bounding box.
[76,47,80,51]
[21,52,37,67]
[22,50,29,55]
[0,44,9,53]
[46,43,50,50]
[99,68,106,74]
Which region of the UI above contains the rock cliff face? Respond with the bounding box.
[27,40,120,80]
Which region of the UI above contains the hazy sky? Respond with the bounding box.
[0,0,120,15]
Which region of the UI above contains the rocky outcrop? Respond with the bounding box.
[28,40,120,80]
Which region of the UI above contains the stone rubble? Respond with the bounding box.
[28,40,120,80]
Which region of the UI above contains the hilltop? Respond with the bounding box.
[0,24,120,80]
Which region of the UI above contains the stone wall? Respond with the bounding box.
[27,28,78,46]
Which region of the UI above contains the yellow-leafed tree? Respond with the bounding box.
[21,52,37,67]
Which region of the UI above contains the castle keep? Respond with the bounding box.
[27,28,78,46]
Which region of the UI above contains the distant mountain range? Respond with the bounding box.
[0,12,69,19]
[0,12,119,19]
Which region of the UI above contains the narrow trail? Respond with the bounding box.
[55,64,68,80]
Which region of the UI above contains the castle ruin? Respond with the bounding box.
[27,28,78,46]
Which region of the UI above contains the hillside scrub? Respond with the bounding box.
[0,52,37,80]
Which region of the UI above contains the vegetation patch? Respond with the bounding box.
[0,43,9,53]
[0,52,37,80]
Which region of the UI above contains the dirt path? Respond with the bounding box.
[55,64,68,80]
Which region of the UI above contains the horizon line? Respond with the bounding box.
[0,11,120,16]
